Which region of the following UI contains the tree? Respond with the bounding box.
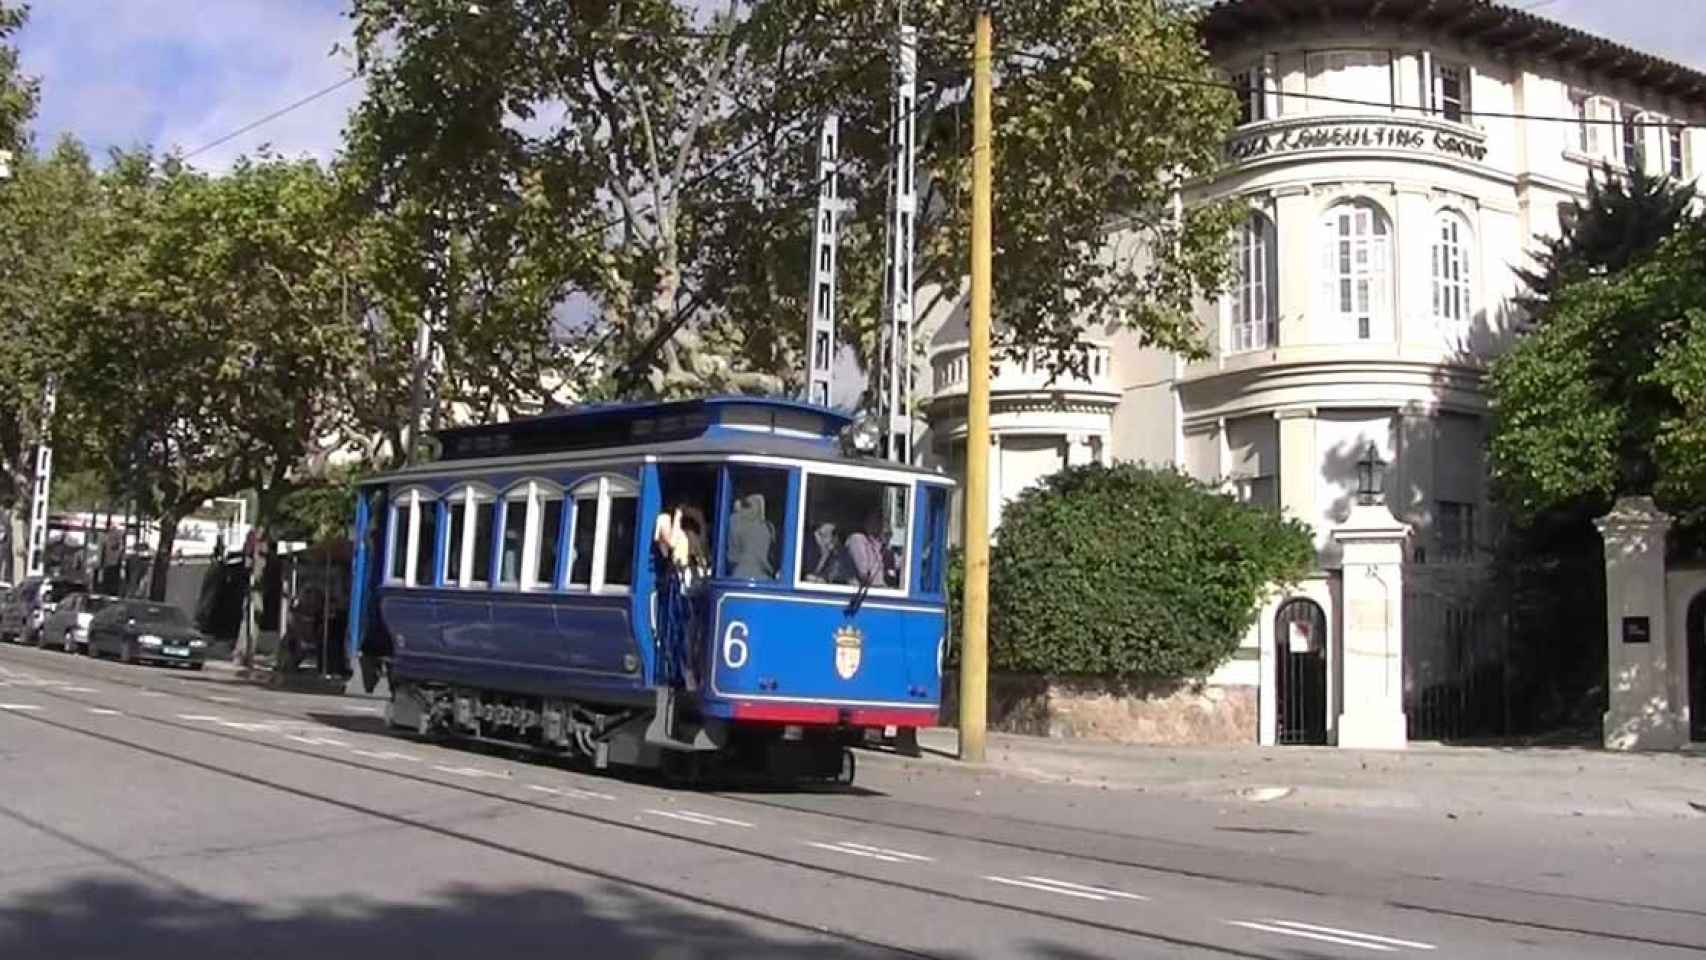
[986,463,1314,679]
[0,138,97,580]
[344,0,1239,403]
[1514,163,1697,317]
[1490,177,1702,528]
[0,1,34,151]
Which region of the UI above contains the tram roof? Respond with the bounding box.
[364,396,951,485]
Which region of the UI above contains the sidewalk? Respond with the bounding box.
[871,727,1706,821]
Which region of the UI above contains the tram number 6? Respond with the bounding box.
[722,621,750,670]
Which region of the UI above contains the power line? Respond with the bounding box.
[182,73,361,161]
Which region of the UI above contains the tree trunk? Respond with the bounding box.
[7,505,26,584]
[147,510,186,602]
[238,483,286,669]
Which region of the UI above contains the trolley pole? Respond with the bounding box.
[958,7,994,764]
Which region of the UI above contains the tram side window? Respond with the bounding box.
[470,499,495,587]
[658,464,719,573]
[722,466,787,581]
[568,494,597,588]
[497,492,527,587]
[412,497,439,588]
[800,474,910,590]
[604,495,638,588]
[535,495,564,589]
[387,503,407,582]
[441,496,466,586]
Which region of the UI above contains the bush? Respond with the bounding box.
[982,463,1314,680]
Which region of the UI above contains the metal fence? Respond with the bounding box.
[1403,563,1509,741]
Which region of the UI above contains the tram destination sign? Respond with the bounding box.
[1225,119,1489,164]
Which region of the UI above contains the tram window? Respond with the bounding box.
[723,466,786,581]
[568,495,597,588]
[442,497,466,586]
[604,495,638,588]
[387,503,407,582]
[535,495,564,588]
[470,499,495,586]
[412,496,439,588]
[799,473,910,590]
[658,464,719,573]
[497,493,527,587]
[920,486,949,595]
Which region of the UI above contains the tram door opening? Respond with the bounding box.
[1689,591,1706,743]
[1275,598,1329,745]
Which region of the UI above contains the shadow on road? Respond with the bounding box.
[0,876,906,959]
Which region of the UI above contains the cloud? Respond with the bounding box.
[16,0,363,170]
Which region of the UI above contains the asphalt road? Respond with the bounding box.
[0,643,1701,959]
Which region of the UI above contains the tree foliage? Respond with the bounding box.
[1490,172,1704,533]
[1514,164,1697,316]
[344,0,1239,401]
[986,463,1314,679]
[0,1,34,152]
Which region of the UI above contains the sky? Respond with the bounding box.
[13,1,1706,171]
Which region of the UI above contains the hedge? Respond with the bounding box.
[948,462,1314,680]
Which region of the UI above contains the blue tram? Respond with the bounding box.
[344,397,953,781]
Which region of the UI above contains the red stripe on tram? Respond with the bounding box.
[730,702,937,729]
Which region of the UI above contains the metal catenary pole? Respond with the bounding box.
[25,375,58,578]
[958,7,994,764]
[805,115,842,409]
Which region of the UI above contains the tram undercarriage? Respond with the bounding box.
[385,680,856,785]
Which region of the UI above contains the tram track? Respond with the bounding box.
[0,656,1285,959]
[6,648,1703,955]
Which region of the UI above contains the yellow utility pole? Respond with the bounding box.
[959,7,993,764]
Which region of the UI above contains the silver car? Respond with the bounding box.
[42,593,122,653]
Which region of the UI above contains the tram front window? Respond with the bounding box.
[800,475,909,589]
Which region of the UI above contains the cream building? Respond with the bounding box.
[920,0,1706,746]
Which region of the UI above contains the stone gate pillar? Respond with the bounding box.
[1596,497,1686,750]
[1333,502,1410,750]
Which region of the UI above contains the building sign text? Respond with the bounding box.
[1226,120,1489,165]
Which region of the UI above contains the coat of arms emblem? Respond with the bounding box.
[834,624,863,680]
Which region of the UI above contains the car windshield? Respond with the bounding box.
[127,603,189,627]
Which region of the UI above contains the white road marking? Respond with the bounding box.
[526,784,615,801]
[432,765,509,779]
[0,703,43,711]
[351,749,423,763]
[287,735,351,747]
[341,705,382,714]
[86,708,122,716]
[1017,876,1147,901]
[1229,920,1434,953]
[984,876,1111,902]
[60,686,99,693]
[1263,921,1435,951]
[177,714,225,722]
[217,721,281,732]
[645,809,754,828]
[809,841,934,863]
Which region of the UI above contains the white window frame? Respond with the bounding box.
[1320,201,1391,342]
[520,481,566,592]
[564,475,637,595]
[1623,106,1646,171]
[1432,60,1469,123]
[1432,211,1473,346]
[438,485,497,589]
[386,487,438,588]
[1232,62,1266,125]
[1229,212,1277,353]
[791,464,915,599]
[494,486,532,590]
[1667,124,1687,179]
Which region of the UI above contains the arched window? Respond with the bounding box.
[439,484,497,588]
[1230,212,1277,353]
[1432,212,1473,344]
[385,487,439,588]
[1320,201,1391,341]
[566,475,639,594]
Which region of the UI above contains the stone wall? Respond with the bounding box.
[939,671,1257,746]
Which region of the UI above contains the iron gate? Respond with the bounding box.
[1275,598,1328,745]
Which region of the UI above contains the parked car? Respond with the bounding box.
[0,577,89,646]
[42,593,121,653]
[86,600,209,669]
